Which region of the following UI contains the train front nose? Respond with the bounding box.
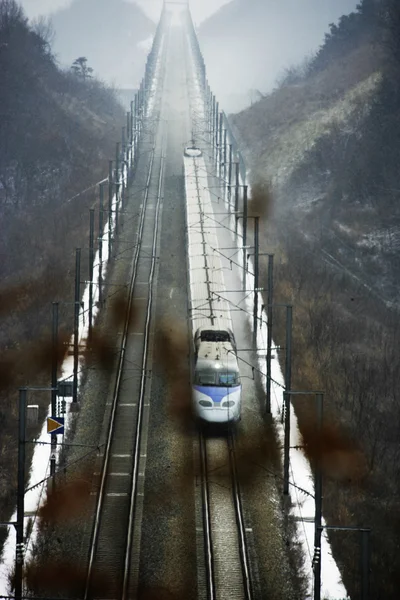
[194,387,241,422]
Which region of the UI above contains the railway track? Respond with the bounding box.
[199,427,253,600]
[185,24,255,600]
[84,119,166,600]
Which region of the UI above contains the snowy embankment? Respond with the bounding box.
[0,32,165,596]
[0,170,122,596]
[187,29,349,600]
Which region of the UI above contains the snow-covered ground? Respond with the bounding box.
[0,166,123,595]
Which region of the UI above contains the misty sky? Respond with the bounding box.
[19,0,231,23]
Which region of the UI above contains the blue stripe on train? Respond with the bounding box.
[193,385,241,403]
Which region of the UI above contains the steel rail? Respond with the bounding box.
[199,427,254,600]
[122,135,166,600]
[228,430,253,600]
[84,146,156,599]
[199,427,216,600]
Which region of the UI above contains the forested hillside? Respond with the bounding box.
[232,0,400,597]
[0,0,125,554]
[198,0,359,111]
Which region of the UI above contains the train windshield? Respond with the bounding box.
[194,369,240,387]
[218,372,240,386]
[195,370,216,385]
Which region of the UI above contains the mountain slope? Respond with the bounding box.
[0,2,125,557]
[231,3,400,598]
[50,0,155,87]
[198,0,359,111]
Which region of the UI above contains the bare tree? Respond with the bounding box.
[0,0,26,30]
[31,15,55,49]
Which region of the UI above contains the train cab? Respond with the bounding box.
[193,326,241,423]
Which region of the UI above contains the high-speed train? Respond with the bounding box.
[193,325,241,422]
[184,146,242,423]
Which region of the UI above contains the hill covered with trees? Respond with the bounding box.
[198,0,359,111]
[231,0,400,596]
[0,0,126,555]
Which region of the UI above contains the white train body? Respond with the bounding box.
[193,326,241,422]
[184,147,242,423]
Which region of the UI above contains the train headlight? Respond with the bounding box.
[199,400,212,407]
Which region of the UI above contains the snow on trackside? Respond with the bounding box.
[146,34,165,116]
[0,34,164,596]
[187,29,349,600]
[0,167,123,596]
